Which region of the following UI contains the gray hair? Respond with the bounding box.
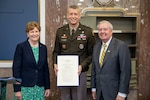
[97,20,113,30]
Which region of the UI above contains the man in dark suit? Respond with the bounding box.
[91,20,131,100]
[53,5,95,100]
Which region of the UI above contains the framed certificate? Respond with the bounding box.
[57,55,79,86]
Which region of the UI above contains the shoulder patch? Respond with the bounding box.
[84,25,94,36]
[58,24,68,30]
[91,29,95,36]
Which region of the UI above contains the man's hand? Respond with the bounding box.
[78,65,82,75]
[54,64,58,76]
[116,95,125,100]
[92,91,96,100]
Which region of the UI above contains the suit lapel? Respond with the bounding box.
[96,41,102,68]
[37,43,42,65]
[103,38,115,66]
[63,23,85,41]
[73,27,81,40]
[26,40,37,64]
[71,24,84,41]
[62,25,71,40]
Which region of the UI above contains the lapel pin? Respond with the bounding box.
[107,50,110,52]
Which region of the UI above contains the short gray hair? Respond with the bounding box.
[97,20,113,30]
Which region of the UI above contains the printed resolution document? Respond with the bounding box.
[57,55,79,86]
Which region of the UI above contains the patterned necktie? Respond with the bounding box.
[100,43,107,67]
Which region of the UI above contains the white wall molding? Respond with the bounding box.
[40,0,45,44]
[0,61,13,68]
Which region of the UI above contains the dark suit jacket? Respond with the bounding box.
[91,37,131,100]
[12,40,50,92]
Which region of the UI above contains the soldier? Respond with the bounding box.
[53,5,96,100]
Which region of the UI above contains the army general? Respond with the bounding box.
[53,5,96,100]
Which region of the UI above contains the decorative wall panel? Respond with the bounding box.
[138,0,150,99]
[45,0,68,99]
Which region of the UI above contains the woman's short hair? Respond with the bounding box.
[25,21,41,33]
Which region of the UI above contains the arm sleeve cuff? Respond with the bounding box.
[118,92,127,98]
[14,84,21,92]
[91,88,96,92]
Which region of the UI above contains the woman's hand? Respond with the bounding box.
[15,91,22,100]
[44,89,51,97]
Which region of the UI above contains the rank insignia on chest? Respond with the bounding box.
[82,31,84,34]
[77,35,81,40]
[78,34,86,40]
[82,35,86,40]
[61,34,67,41]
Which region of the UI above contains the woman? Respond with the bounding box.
[12,21,50,100]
